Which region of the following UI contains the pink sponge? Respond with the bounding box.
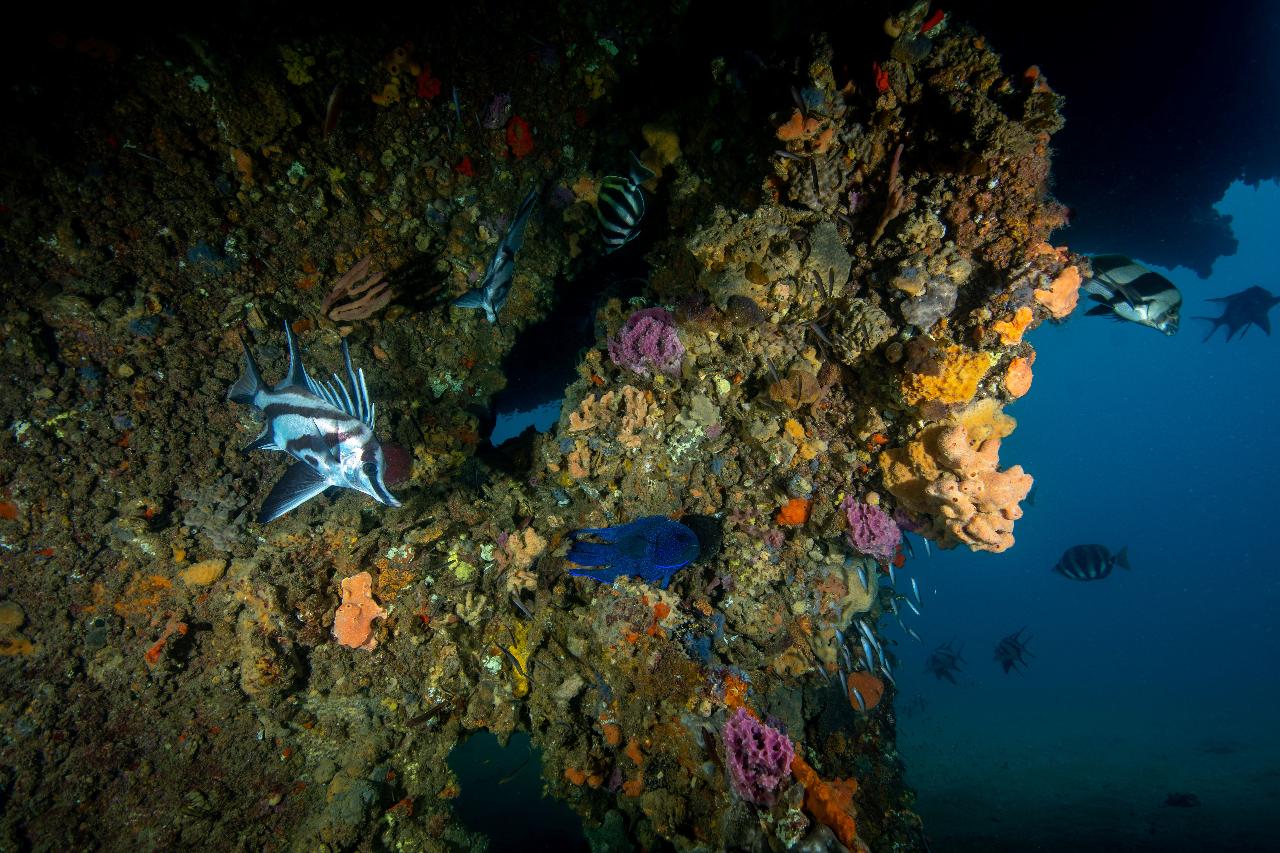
[843,498,900,562]
[608,307,684,376]
[722,707,794,805]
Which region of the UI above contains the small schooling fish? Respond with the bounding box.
[566,515,700,588]
[1082,254,1182,335]
[597,153,655,253]
[227,322,400,523]
[1053,544,1130,581]
[454,188,539,324]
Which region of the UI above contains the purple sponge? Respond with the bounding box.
[722,707,794,805]
[843,498,901,562]
[608,307,684,376]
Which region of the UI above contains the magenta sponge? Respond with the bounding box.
[843,498,901,562]
[722,707,794,805]
[608,307,684,376]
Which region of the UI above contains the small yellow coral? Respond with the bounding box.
[503,621,532,698]
[900,344,993,406]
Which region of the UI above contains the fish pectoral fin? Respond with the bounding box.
[243,431,278,453]
[566,541,616,567]
[1084,304,1114,317]
[258,462,331,524]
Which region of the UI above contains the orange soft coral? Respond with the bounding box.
[790,753,859,849]
[333,571,386,650]
[990,305,1034,345]
[776,497,811,526]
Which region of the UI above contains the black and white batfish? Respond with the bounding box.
[454,188,539,324]
[228,322,401,523]
[1053,543,1130,581]
[596,153,655,252]
[1082,254,1182,335]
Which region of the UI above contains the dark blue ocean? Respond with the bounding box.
[890,180,1280,851]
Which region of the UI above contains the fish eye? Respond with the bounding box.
[362,461,378,478]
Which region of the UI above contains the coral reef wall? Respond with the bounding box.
[0,4,1078,851]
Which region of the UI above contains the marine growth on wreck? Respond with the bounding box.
[0,4,1085,850]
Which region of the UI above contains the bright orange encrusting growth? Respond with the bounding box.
[845,671,885,711]
[1004,356,1034,398]
[899,344,993,406]
[790,753,859,848]
[333,571,386,650]
[990,305,1034,345]
[776,497,812,526]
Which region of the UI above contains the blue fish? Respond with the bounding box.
[454,188,538,324]
[566,515,699,588]
[228,322,400,523]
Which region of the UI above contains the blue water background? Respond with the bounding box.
[893,180,1280,849]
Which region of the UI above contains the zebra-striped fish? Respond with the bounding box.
[1053,543,1130,581]
[228,322,401,523]
[596,153,655,253]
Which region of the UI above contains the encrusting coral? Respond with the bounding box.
[899,339,993,407]
[332,571,386,650]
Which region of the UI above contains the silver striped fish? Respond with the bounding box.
[228,322,401,523]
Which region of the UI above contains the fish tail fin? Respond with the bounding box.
[503,188,540,254]
[1081,280,1114,299]
[227,335,265,405]
[628,151,656,184]
[1115,546,1130,570]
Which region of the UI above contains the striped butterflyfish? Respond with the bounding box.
[596,153,656,253]
[1082,254,1182,335]
[1052,543,1130,581]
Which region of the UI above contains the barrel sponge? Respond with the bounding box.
[880,403,1032,553]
